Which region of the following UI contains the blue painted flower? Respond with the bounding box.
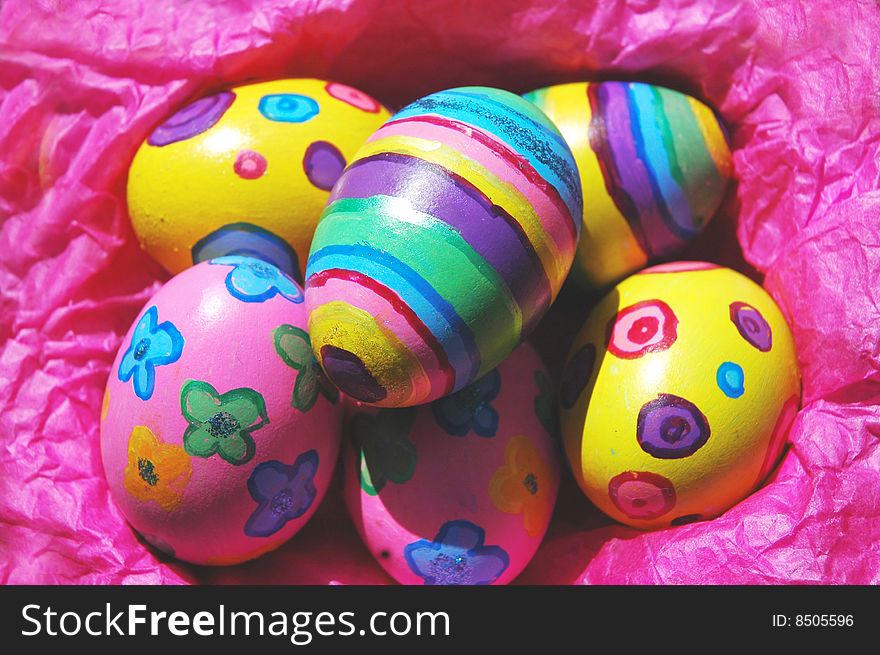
[210,255,303,304]
[117,306,184,401]
[244,450,319,537]
[404,520,510,585]
[432,369,501,437]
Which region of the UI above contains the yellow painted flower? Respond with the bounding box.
[124,425,192,512]
[489,435,554,537]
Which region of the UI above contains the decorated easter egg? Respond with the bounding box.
[559,262,800,529]
[343,342,560,585]
[305,86,583,407]
[100,257,342,564]
[524,82,733,289]
[127,79,390,281]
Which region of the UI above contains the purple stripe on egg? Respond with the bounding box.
[332,153,553,330]
[590,83,686,258]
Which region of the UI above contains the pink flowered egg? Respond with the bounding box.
[343,342,560,585]
[101,257,342,565]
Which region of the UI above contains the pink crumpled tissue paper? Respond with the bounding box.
[1,0,879,585]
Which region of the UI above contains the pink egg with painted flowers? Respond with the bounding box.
[100,257,342,565]
[343,342,560,585]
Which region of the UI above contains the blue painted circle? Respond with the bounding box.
[716,361,745,398]
[258,93,319,123]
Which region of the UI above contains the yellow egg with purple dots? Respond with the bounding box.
[127,78,390,282]
[559,262,801,530]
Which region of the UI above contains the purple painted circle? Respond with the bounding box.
[637,394,711,459]
[561,343,596,409]
[303,141,346,191]
[148,91,235,147]
[729,301,772,352]
[320,345,386,403]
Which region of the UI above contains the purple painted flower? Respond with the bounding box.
[432,369,501,437]
[404,520,509,585]
[244,450,319,537]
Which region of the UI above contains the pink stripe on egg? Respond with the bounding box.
[366,117,578,262]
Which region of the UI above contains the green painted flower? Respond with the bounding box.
[273,324,339,412]
[534,370,560,439]
[180,380,269,465]
[352,408,418,496]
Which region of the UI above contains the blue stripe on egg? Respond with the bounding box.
[306,243,481,384]
[393,88,583,224]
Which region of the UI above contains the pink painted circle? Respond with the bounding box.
[608,471,676,520]
[325,82,382,113]
[234,150,268,179]
[606,299,678,359]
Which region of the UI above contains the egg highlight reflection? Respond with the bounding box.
[560,262,800,530]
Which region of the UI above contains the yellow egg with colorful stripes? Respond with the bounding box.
[127,79,390,282]
[560,263,801,530]
[305,86,583,407]
[524,82,733,290]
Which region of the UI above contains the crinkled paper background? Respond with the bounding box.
[1,0,878,584]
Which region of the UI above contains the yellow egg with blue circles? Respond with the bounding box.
[559,262,800,530]
[127,79,391,281]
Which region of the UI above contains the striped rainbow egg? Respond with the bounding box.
[305,86,583,407]
[524,82,733,290]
